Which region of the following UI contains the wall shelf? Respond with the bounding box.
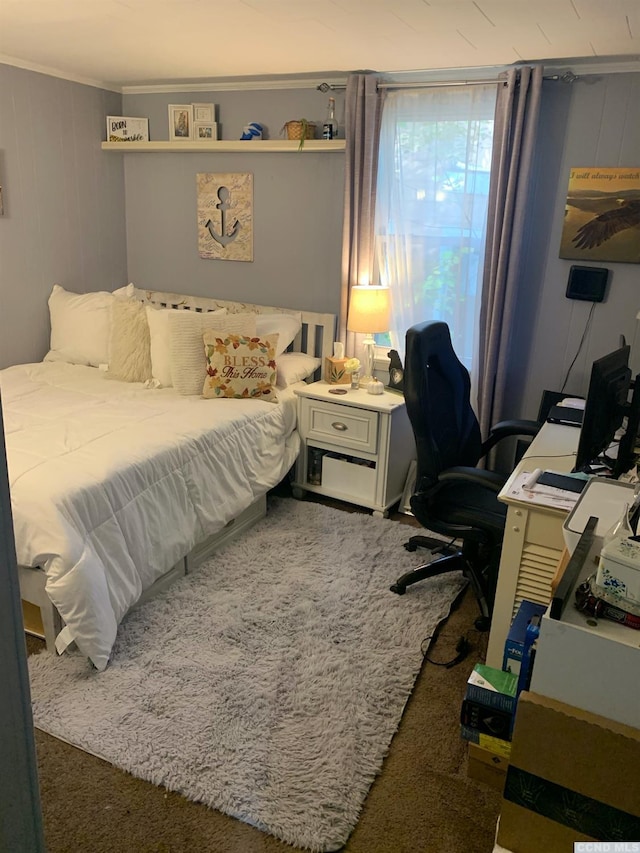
[101,140,345,153]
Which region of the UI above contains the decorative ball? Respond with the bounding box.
[240,122,263,140]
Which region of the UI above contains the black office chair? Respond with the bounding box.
[390,321,540,630]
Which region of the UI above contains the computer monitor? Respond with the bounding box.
[572,344,632,475]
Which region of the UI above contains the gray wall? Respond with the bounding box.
[0,64,127,368]
[1,65,638,419]
[510,71,640,420]
[122,88,345,314]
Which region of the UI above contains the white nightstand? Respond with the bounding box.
[292,381,416,517]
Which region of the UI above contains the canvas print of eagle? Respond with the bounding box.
[559,167,640,264]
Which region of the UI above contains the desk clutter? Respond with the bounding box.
[563,478,640,624]
[468,596,640,850]
[472,493,640,849]
[462,601,546,792]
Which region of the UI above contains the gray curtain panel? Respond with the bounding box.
[339,72,386,349]
[477,65,544,437]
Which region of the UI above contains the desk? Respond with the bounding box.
[485,422,579,669]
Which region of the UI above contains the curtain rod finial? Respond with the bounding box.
[317,82,332,93]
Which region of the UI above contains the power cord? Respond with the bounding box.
[421,633,471,669]
[560,302,597,393]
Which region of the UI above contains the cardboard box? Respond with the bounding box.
[465,664,518,714]
[467,743,508,792]
[497,691,640,853]
[460,724,512,759]
[502,600,547,674]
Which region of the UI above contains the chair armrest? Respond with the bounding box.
[437,466,506,493]
[481,419,541,456]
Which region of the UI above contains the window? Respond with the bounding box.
[373,85,496,377]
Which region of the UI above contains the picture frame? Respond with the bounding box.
[192,103,215,123]
[559,166,640,264]
[194,122,218,141]
[168,104,193,141]
[106,116,149,142]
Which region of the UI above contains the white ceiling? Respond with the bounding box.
[0,0,638,91]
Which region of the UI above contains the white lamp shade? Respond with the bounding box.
[347,285,391,334]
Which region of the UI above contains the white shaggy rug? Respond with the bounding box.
[28,498,466,852]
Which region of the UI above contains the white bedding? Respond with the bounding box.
[2,361,301,670]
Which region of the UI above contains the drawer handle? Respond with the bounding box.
[331,421,348,432]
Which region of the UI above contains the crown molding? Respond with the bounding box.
[1,53,637,95]
[0,53,120,92]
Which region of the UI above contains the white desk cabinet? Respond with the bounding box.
[292,382,415,517]
[486,422,580,669]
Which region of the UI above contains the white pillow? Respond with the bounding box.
[169,310,256,396]
[255,313,301,356]
[144,305,208,388]
[105,298,152,383]
[113,283,136,300]
[45,284,113,367]
[276,353,322,387]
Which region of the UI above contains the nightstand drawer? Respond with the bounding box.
[302,398,379,453]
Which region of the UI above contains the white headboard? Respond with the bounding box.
[135,287,336,363]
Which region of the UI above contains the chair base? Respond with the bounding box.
[391,549,492,632]
[403,534,458,557]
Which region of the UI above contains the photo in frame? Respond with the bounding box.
[559,166,640,264]
[192,103,216,123]
[194,122,218,140]
[168,104,193,141]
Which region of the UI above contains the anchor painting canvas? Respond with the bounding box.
[197,172,253,262]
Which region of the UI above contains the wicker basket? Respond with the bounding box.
[283,120,317,141]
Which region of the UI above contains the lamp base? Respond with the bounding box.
[360,335,376,384]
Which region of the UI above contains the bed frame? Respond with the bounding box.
[19,288,336,653]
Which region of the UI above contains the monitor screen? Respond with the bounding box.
[573,344,632,474]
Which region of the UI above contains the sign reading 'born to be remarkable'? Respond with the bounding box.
[197,172,253,262]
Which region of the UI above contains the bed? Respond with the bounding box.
[2,286,335,670]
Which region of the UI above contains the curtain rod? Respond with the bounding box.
[317,72,571,93]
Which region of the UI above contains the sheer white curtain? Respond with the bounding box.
[374,84,497,396]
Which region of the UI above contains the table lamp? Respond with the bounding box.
[347,285,391,384]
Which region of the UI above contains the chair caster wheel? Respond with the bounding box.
[474,616,491,632]
[390,583,406,595]
[403,541,418,552]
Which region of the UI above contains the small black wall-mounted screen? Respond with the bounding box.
[566,265,609,302]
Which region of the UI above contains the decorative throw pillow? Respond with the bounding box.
[202,331,279,403]
[144,305,217,388]
[106,298,152,383]
[255,312,302,356]
[169,310,254,396]
[46,284,114,367]
[276,352,322,387]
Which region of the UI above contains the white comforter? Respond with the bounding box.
[2,362,300,670]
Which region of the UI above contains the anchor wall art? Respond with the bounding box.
[197,172,253,262]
